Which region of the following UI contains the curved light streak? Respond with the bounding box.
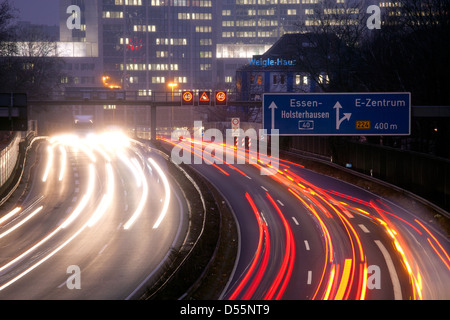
[88,163,115,227]
[0,207,22,226]
[0,134,125,291]
[42,145,54,182]
[78,141,97,163]
[228,192,270,300]
[0,206,43,239]
[156,135,446,300]
[61,163,96,229]
[58,145,67,182]
[264,192,296,300]
[117,152,142,188]
[123,160,149,230]
[0,220,87,291]
[148,157,171,229]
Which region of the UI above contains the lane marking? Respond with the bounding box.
[335,259,352,300]
[304,240,310,251]
[292,217,299,225]
[358,224,370,233]
[277,200,285,207]
[374,240,402,300]
[260,186,268,192]
[99,244,108,255]
[307,270,312,284]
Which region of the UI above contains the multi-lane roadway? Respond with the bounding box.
[162,135,450,300]
[0,130,449,300]
[0,132,188,299]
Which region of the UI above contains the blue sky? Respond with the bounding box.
[11,0,59,26]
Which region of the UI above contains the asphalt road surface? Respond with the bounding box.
[162,136,450,300]
[1,131,449,300]
[0,133,188,299]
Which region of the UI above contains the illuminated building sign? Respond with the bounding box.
[248,57,297,68]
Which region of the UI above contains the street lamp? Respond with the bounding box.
[102,75,121,89]
[168,82,178,101]
[168,82,178,129]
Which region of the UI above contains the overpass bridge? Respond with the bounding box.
[18,88,450,142]
[28,94,262,141]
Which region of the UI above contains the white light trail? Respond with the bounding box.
[42,145,54,182]
[88,163,115,227]
[58,145,67,181]
[148,158,171,229]
[123,161,149,230]
[0,206,43,239]
[78,142,97,163]
[62,163,96,229]
[117,152,142,188]
[0,222,87,291]
[0,219,61,273]
[0,207,21,226]
[0,135,119,291]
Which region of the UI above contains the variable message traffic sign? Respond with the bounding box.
[199,91,211,106]
[263,93,410,136]
[182,91,194,106]
[215,91,227,106]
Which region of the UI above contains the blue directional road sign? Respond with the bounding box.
[263,92,410,136]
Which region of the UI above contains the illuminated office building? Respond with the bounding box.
[216,0,370,89]
[58,0,374,95]
[60,0,216,96]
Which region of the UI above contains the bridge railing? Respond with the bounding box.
[47,89,241,103]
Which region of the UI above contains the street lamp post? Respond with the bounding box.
[168,82,178,129]
[168,82,178,101]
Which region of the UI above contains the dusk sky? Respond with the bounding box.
[11,0,59,26]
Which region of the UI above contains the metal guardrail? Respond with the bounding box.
[0,133,21,187]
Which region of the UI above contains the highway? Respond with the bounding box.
[0,132,188,299]
[0,130,449,300]
[161,136,450,300]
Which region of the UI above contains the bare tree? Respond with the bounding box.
[0,0,65,99]
[293,0,450,105]
[11,26,65,99]
[0,0,15,43]
[358,0,450,105]
[293,0,369,92]
[0,0,18,83]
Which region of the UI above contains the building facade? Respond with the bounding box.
[59,0,217,97]
[235,33,333,102]
[58,0,377,97]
